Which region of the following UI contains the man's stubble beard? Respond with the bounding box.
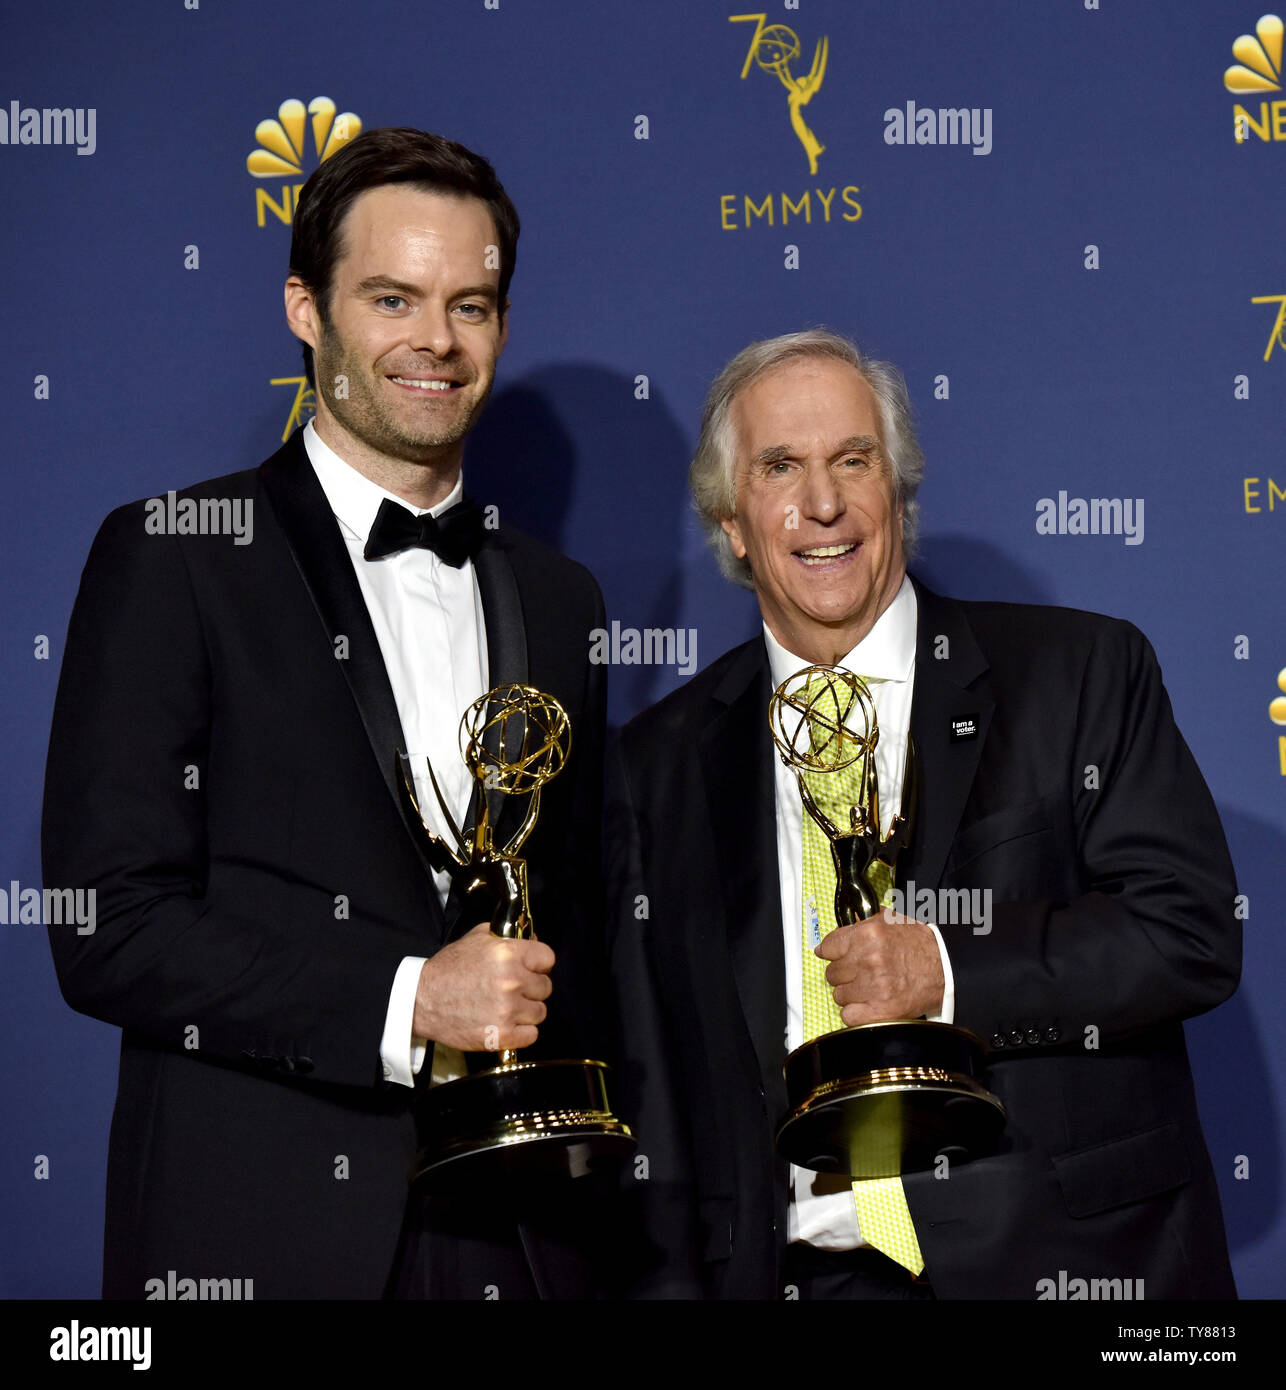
[311,329,490,464]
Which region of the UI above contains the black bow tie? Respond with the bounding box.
[363,495,486,567]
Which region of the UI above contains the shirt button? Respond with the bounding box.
[383,1064,393,1080]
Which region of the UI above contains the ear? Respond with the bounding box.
[721,514,747,560]
[284,276,321,351]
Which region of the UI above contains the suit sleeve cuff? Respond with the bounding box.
[924,924,955,1024]
[380,956,429,1088]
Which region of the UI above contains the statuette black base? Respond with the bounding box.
[412,1058,636,1193]
[778,1020,1006,1178]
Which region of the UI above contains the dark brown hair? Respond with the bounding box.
[289,126,520,387]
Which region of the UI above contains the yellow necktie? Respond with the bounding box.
[798,686,925,1277]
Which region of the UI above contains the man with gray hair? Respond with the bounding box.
[607,329,1238,1299]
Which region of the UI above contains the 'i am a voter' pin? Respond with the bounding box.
[950,715,979,741]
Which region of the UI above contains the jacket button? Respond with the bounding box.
[296,1057,314,1075]
[1007,1030,1025,1047]
[990,1034,1007,1049]
[1024,1029,1041,1046]
[1043,1026,1061,1044]
[280,1057,296,1073]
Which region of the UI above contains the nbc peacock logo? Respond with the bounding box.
[1225,14,1285,142]
[247,97,361,228]
[1271,668,1286,775]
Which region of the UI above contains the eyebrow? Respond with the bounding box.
[352,275,498,302]
[750,434,882,467]
[833,434,881,457]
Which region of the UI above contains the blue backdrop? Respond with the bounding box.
[2,0,1282,1299]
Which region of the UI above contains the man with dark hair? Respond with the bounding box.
[44,127,607,1299]
[286,126,520,392]
[609,329,1238,1300]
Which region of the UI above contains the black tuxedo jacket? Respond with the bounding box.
[607,577,1238,1299]
[42,429,608,1298]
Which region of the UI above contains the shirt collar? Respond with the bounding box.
[302,419,464,547]
[763,573,917,690]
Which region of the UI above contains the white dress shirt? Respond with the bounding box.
[303,420,484,1089]
[765,575,956,1249]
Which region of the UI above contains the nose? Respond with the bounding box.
[799,459,845,524]
[410,303,459,359]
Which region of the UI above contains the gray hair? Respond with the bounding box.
[688,329,925,588]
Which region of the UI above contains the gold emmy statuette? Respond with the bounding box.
[770,666,1006,1179]
[398,684,634,1192]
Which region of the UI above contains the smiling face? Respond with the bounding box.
[285,183,507,499]
[720,356,907,664]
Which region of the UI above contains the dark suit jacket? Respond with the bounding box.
[607,577,1239,1299]
[42,429,608,1298]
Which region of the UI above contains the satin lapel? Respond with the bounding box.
[260,432,445,922]
[700,641,787,1099]
[904,577,993,892]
